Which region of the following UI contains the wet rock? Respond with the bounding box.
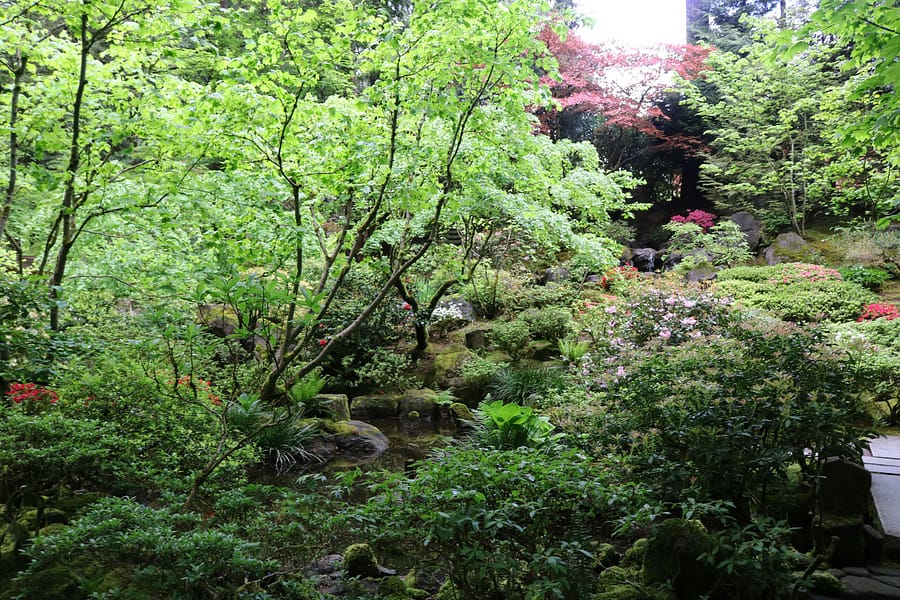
[842,575,900,599]
[313,394,351,421]
[730,211,763,250]
[764,232,821,265]
[350,394,399,419]
[631,248,660,272]
[398,389,439,420]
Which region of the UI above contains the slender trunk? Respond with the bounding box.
[49,12,89,331]
[0,52,27,243]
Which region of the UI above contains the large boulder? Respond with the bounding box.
[312,420,390,463]
[350,394,399,419]
[818,457,872,516]
[541,266,570,284]
[427,344,473,393]
[631,248,661,272]
[430,298,476,335]
[764,232,821,265]
[398,389,439,420]
[313,393,351,421]
[730,211,763,250]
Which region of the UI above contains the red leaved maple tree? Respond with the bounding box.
[535,27,711,172]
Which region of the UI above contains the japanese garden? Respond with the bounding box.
[1,0,899,598]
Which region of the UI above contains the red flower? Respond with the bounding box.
[318,339,328,346]
[402,302,412,310]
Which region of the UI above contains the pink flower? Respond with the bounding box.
[681,317,697,327]
[616,366,627,378]
[683,300,696,308]
[659,329,672,340]
[605,305,617,314]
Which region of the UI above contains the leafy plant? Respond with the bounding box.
[490,319,532,360]
[361,447,650,600]
[487,366,569,406]
[475,399,564,450]
[838,265,892,290]
[558,338,591,363]
[519,306,575,344]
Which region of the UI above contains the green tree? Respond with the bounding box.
[682,25,897,233]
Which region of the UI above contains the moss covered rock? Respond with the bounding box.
[350,394,400,419]
[312,393,351,421]
[449,402,474,424]
[343,543,379,578]
[398,389,439,420]
[429,344,473,392]
[642,519,714,598]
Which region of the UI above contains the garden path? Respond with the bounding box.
[865,436,900,550]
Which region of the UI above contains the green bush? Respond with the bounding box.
[490,319,531,359]
[715,278,876,323]
[663,220,752,269]
[519,306,575,344]
[487,365,568,405]
[716,263,877,323]
[595,321,873,517]
[11,497,275,599]
[361,447,650,600]
[838,265,892,289]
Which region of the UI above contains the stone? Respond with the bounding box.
[398,389,439,420]
[870,566,900,577]
[764,232,821,265]
[818,457,872,517]
[429,344,473,392]
[866,524,886,564]
[730,211,763,249]
[198,303,240,338]
[465,329,487,351]
[631,248,660,272]
[448,402,474,425]
[642,519,714,598]
[843,567,872,577]
[430,298,476,335]
[815,513,867,566]
[343,543,379,578]
[841,575,900,599]
[684,265,718,283]
[809,570,844,596]
[529,340,558,361]
[350,394,399,419]
[317,420,390,462]
[541,266,570,284]
[875,576,900,588]
[303,554,344,578]
[313,394,350,421]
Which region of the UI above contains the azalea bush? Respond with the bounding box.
[829,319,900,424]
[716,263,877,323]
[670,209,717,231]
[583,320,873,517]
[858,302,900,322]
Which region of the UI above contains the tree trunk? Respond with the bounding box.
[0,53,27,243]
[49,12,89,332]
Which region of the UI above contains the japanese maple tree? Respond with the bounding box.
[535,27,711,175]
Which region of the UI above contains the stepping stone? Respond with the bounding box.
[870,437,900,460]
[876,576,900,588]
[844,567,872,577]
[842,575,900,599]
[872,474,900,539]
[866,463,900,476]
[864,457,900,468]
[871,566,900,577]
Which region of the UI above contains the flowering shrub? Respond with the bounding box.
[670,209,716,232]
[716,264,876,323]
[599,264,641,291]
[858,303,900,322]
[169,375,221,405]
[5,382,59,414]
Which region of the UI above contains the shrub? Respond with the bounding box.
[663,220,752,269]
[858,302,900,321]
[716,264,877,323]
[596,322,873,516]
[829,319,900,424]
[487,365,568,405]
[12,498,274,599]
[460,355,506,391]
[490,319,531,359]
[519,306,574,343]
[670,209,717,231]
[474,399,563,450]
[361,447,650,600]
[838,265,892,290]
